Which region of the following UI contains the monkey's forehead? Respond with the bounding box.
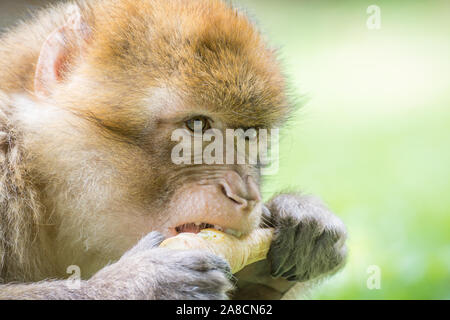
[82,0,291,127]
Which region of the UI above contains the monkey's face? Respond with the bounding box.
[25,0,290,267]
[134,90,265,238]
[34,84,270,261]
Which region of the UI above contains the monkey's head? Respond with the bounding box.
[19,0,289,269]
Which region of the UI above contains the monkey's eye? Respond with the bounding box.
[185,116,211,133]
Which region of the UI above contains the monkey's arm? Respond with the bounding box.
[233,194,347,300]
[0,232,232,300]
[0,282,89,300]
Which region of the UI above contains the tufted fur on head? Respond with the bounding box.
[0,0,289,128]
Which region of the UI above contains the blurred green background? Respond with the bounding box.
[1,0,448,300]
[234,0,450,299]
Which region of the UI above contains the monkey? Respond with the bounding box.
[0,0,347,299]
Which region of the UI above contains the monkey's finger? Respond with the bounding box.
[121,231,166,259]
[179,250,232,276]
[268,236,296,277]
[282,265,299,280]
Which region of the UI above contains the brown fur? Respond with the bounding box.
[0,0,288,285]
[0,0,347,301]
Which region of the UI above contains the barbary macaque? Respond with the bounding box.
[0,0,347,300]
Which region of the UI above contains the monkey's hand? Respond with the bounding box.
[233,193,347,299]
[86,232,233,300]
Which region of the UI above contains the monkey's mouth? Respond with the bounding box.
[175,222,242,238]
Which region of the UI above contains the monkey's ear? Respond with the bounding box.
[34,5,90,98]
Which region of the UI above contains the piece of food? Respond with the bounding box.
[160,228,274,273]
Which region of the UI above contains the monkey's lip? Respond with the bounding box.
[173,222,243,238]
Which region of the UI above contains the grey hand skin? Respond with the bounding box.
[234,194,347,300]
[0,232,232,300]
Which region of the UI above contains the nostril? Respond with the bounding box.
[219,184,248,207]
[217,172,262,210]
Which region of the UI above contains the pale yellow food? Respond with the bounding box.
[160,228,274,273]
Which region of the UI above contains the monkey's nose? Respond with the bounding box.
[219,171,261,212]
